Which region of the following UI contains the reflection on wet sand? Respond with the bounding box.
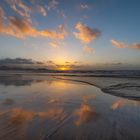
[0,75,54,86]
[0,107,66,125]
[82,94,96,103]
[0,75,140,140]
[48,99,62,104]
[74,103,98,126]
[111,99,140,110]
[0,107,66,140]
[2,98,15,105]
[73,94,98,126]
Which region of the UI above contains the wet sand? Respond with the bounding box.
[54,76,140,100]
[0,74,140,140]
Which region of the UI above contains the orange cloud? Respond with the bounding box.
[83,46,95,53]
[131,43,140,49]
[0,1,67,39]
[110,39,127,48]
[111,39,140,50]
[74,22,101,43]
[40,25,67,40]
[0,15,67,39]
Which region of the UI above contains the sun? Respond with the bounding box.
[59,67,69,71]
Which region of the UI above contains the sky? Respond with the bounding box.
[0,0,140,70]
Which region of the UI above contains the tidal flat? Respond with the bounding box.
[0,73,140,140]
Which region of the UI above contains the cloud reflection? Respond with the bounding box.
[0,107,65,125]
[111,99,140,110]
[82,94,96,103]
[74,103,98,126]
[0,107,66,140]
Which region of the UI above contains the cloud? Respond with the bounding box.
[37,5,47,16]
[80,4,89,9]
[57,10,66,19]
[0,1,67,39]
[6,0,31,18]
[0,58,35,65]
[47,0,59,11]
[49,41,60,48]
[40,24,67,39]
[0,58,87,70]
[111,39,140,50]
[0,16,67,39]
[6,0,49,18]
[0,58,47,67]
[110,39,127,48]
[0,6,5,20]
[46,60,55,64]
[131,43,140,49]
[83,46,95,53]
[8,16,39,38]
[74,22,101,43]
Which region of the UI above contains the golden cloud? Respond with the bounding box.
[0,15,67,39]
[111,39,140,50]
[74,22,101,43]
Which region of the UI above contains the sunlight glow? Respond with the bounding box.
[59,67,69,71]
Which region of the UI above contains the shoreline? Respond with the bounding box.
[54,76,140,101]
[0,71,140,101]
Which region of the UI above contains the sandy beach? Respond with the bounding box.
[0,73,140,140]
